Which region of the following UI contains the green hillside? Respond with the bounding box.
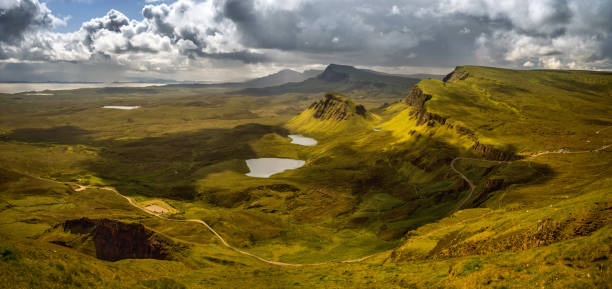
[0,66,610,288]
[287,92,377,135]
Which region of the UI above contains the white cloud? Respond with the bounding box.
[390,5,401,15]
[0,0,610,82]
[541,56,562,69]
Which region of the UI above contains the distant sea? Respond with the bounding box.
[0,83,167,94]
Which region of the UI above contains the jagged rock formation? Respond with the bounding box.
[404,86,432,107]
[472,142,520,161]
[310,93,368,121]
[48,218,187,261]
[404,86,447,126]
[442,68,470,83]
[403,82,518,161]
[287,92,374,134]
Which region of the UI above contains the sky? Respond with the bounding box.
[0,0,610,82]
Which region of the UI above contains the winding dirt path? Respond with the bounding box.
[449,142,610,215]
[449,158,509,215]
[91,185,325,267]
[29,129,610,267]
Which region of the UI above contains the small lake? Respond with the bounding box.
[288,134,317,146]
[245,158,305,178]
[103,106,141,110]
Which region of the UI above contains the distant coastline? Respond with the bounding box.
[0,82,169,94]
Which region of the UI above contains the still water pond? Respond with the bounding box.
[245,158,305,178]
[288,134,317,146]
[103,106,141,110]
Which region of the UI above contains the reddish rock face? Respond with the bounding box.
[59,218,185,261]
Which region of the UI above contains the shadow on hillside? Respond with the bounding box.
[82,123,288,200]
[3,126,95,145]
[2,123,290,200]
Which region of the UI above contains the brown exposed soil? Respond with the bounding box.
[50,218,188,261]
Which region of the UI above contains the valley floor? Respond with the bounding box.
[1,66,611,288]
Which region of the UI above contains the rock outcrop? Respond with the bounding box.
[472,142,521,161]
[287,92,373,134]
[50,218,187,261]
[309,93,368,121]
[404,85,519,160]
[442,68,470,83]
[404,86,447,126]
[404,86,432,107]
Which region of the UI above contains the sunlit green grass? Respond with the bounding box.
[0,67,610,287]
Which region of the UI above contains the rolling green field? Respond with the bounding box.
[0,66,611,288]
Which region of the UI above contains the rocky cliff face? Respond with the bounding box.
[404,85,519,161]
[52,218,187,262]
[442,68,470,83]
[404,86,432,107]
[309,93,367,121]
[472,142,520,161]
[404,86,447,126]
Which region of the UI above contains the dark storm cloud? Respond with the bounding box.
[0,61,125,82]
[0,0,611,82]
[223,0,300,50]
[142,4,174,37]
[0,0,63,43]
[201,50,269,63]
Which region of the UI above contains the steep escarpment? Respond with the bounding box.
[401,82,519,161]
[471,142,520,161]
[310,93,368,121]
[442,67,470,83]
[403,86,449,127]
[44,218,188,261]
[287,92,375,134]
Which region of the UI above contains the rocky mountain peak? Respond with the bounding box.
[309,93,367,121]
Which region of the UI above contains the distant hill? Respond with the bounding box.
[403,73,445,80]
[165,69,321,89]
[240,69,322,88]
[237,64,421,97]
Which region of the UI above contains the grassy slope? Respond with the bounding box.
[376,66,612,286]
[0,66,611,288]
[286,92,377,136]
[421,66,612,151]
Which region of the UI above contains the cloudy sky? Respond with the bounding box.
[0,0,610,82]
